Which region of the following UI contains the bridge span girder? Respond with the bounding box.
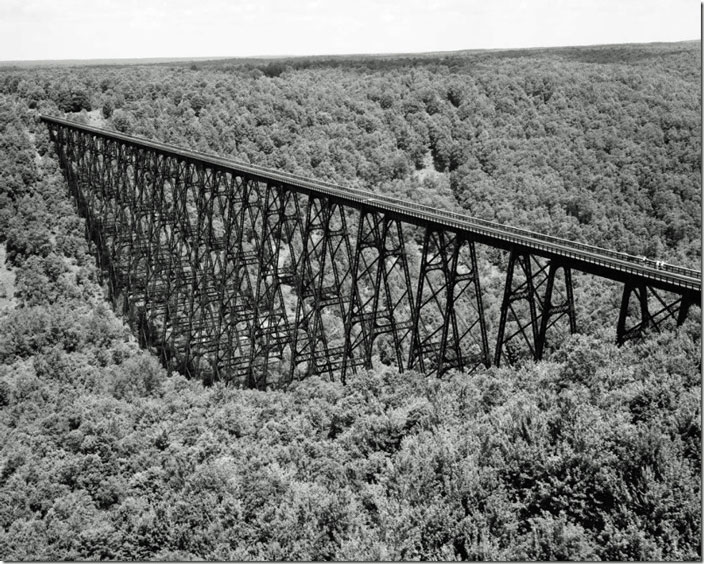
[43,116,701,388]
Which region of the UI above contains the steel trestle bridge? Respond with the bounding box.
[42,115,702,387]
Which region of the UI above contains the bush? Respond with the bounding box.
[57,89,91,113]
[111,110,133,134]
[101,99,114,119]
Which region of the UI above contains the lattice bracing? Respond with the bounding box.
[408,228,490,376]
[343,210,415,380]
[43,116,701,388]
[494,250,577,367]
[617,283,697,345]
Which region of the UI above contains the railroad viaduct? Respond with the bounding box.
[42,115,702,388]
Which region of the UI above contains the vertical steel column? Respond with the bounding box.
[171,159,199,378]
[207,171,240,381]
[494,249,539,366]
[342,208,375,379]
[407,229,488,375]
[127,147,160,349]
[212,172,256,384]
[617,283,648,345]
[277,189,308,384]
[342,210,415,380]
[408,228,434,374]
[290,196,332,379]
[290,197,352,379]
[535,262,577,359]
[141,153,177,369]
[155,156,186,374]
[436,236,460,376]
[449,237,491,370]
[231,176,265,386]
[316,200,354,376]
[384,220,416,370]
[617,283,695,345]
[247,182,295,388]
[677,293,695,326]
[185,164,224,383]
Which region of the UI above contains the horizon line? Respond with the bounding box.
[0,38,699,67]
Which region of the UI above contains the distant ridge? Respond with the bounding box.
[0,55,235,69]
[0,39,698,69]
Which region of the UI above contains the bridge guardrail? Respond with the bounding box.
[223,163,700,288]
[41,114,702,291]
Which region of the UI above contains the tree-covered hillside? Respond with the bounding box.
[4,41,699,265]
[0,42,701,560]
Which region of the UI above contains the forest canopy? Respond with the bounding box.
[0,41,700,560]
[2,41,699,265]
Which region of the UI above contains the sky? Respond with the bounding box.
[0,0,699,61]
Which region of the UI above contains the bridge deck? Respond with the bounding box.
[40,115,702,298]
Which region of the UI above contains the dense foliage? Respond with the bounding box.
[2,42,699,266]
[0,41,700,560]
[0,327,700,560]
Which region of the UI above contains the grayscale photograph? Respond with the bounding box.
[0,0,700,560]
